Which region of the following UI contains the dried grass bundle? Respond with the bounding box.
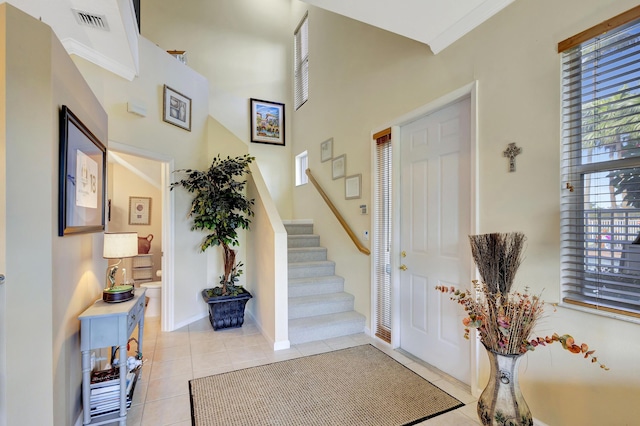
[468,232,526,295]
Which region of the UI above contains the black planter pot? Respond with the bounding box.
[201,289,252,330]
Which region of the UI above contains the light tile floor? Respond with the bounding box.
[125,315,481,426]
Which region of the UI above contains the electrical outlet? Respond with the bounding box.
[363,230,369,241]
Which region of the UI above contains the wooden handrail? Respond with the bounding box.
[306,169,370,255]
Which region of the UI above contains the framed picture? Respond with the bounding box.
[332,154,346,180]
[321,138,333,162]
[250,98,285,146]
[58,105,106,236]
[163,85,191,131]
[345,174,362,200]
[129,196,152,225]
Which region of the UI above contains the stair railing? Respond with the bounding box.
[306,168,370,255]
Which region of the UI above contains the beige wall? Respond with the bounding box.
[108,158,163,281]
[73,36,213,330]
[141,0,294,218]
[290,0,640,424]
[0,5,111,424]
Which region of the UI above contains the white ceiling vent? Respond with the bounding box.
[72,9,110,31]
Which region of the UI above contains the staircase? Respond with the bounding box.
[286,222,366,345]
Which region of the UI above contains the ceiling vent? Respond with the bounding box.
[72,9,110,31]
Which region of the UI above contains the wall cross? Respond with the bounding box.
[503,143,522,172]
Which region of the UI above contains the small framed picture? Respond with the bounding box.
[250,98,285,146]
[345,174,362,199]
[332,154,346,180]
[163,85,191,131]
[321,138,333,162]
[129,196,152,225]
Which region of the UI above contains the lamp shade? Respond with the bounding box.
[103,232,138,258]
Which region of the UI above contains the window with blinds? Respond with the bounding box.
[560,12,640,317]
[294,12,309,110]
[374,129,392,342]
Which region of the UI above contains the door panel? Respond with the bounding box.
[399,97,471,384]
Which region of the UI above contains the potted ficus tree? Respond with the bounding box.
[171,154,255,330]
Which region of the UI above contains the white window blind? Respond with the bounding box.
[374,129,392,342]
[294,12,309,110]
[561,16,640,317]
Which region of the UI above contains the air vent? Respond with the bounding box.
[72,9,110,31]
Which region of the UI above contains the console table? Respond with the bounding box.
[79,289,146,425]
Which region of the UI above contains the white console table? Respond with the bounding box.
[79,289,146,425]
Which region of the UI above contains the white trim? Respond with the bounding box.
[428,0,516,54]
[108,141,176,332]
[370,80,480,393]
[61,38,138,81]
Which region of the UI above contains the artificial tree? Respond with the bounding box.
[171,154,255,296]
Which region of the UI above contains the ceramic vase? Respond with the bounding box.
[477,345,533,426]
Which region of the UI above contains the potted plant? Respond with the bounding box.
[171,154,255,330]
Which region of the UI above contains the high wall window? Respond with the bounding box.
[294,12,309,110]
[560,9,640,317]
[295,151,308,186]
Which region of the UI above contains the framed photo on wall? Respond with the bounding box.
[58,105,106,236]
[129,196,152,225]
[250,98,285,146]
[332,154,346,180]
[321,138,333,162]
[163,85,191,131]
[345,174,362,199]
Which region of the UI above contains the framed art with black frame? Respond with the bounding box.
[250,98,285,146]
[58,105,106,236]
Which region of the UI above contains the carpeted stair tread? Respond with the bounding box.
[288,260,335,279]
[287,234,320,248]
[289,311,366,344]
[288,275,345,297]
[283,223,314,235]
[288,246,328,262]
[289,292,354,319]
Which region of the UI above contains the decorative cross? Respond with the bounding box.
[503,143,522,172]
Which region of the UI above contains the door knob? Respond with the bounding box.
[399,264,408,271]
[401,251,407,258]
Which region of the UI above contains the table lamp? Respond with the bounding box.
[103,232,138,303]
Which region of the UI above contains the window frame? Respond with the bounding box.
[559,7,640,319]
[294,12,309,110]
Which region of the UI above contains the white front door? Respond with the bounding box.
[399,97,471,384]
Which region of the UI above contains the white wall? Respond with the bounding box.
[141,0,294,219]
[290,0,640,424]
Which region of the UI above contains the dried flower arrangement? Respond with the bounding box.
[436,232,609,370]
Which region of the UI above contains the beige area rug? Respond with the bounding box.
[189,344,463,425]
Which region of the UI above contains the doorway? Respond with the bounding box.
[108,142,174,331]
[398,96,472,384]
[373,83,477,385]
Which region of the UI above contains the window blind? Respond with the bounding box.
[561,16,640,317]
[374,129,392,342]
[294,13,309,110]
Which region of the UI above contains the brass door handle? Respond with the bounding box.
[400,264,408,271]
[401,251,407,258]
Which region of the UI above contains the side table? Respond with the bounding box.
[78,289,146,425]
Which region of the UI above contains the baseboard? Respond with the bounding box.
[174,312,208,331]
[245,311,290,351]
